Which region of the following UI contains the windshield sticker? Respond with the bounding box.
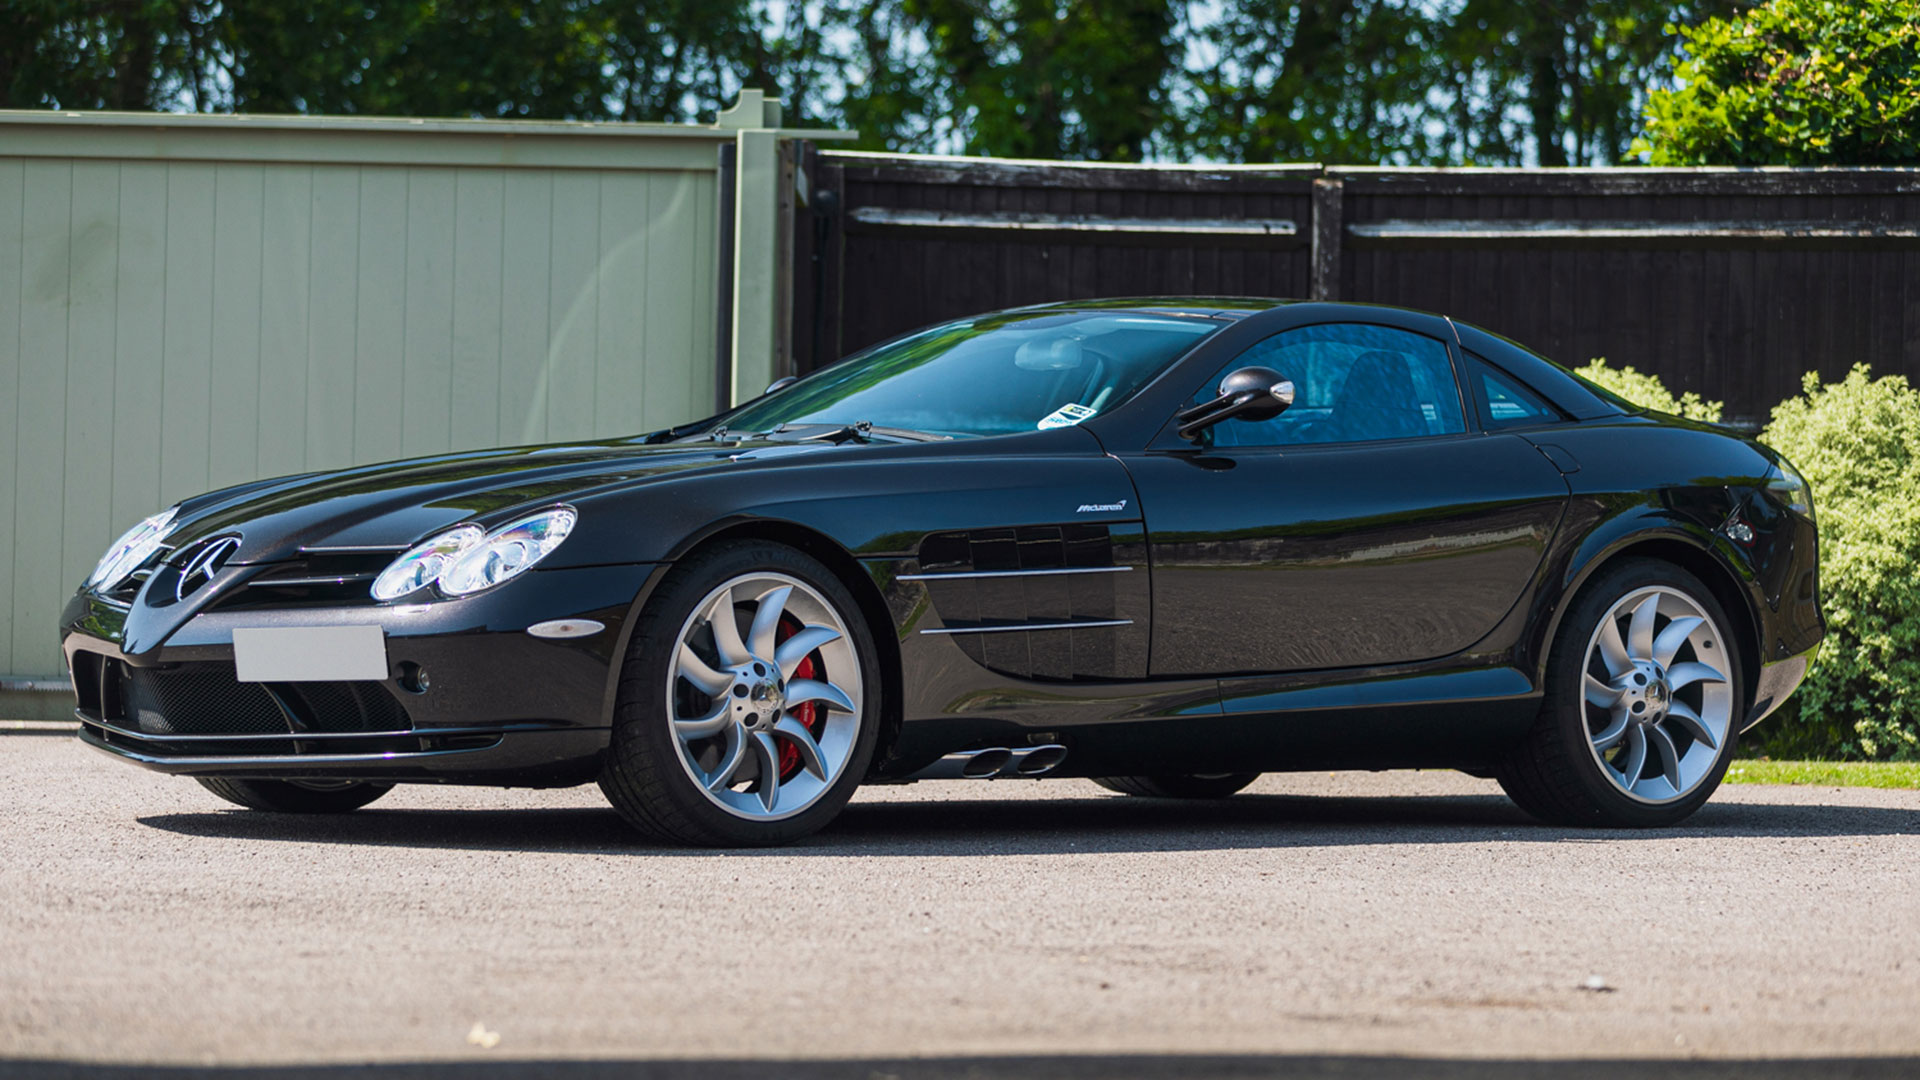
[1038,403,1098,430]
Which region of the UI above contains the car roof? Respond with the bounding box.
[1005,296,1299,320]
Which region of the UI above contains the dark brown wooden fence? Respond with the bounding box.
[795,153,1920,428]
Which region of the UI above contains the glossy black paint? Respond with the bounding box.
[60,298,1824,788]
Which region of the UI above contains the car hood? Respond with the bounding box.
[164,436,846,565]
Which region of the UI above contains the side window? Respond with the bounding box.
[1194,323,1466,448]
[1464,351,1564,430]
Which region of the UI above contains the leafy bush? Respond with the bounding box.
[1756,366,1920,760]
[1637,0,1920,165]
[1572,358,1724,422]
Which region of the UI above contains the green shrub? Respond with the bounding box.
[1637,0,1920,166]
[1572,359,1724,422]
[1756,366,1920,760]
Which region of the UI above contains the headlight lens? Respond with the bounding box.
[87,507,179,590]
[1765,459,1814,518]
[438,507,578,597]
[370,525,486,601]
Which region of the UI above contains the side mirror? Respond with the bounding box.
[764,375,800,396]
[1174,366,1295,440]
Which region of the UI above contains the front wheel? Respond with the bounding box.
[1498,559,1744,828]
[196,777,392,813]
[598,541,880,847]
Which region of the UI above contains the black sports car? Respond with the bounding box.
[62,298,1823,845]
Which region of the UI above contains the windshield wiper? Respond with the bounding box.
[779,421,950,444]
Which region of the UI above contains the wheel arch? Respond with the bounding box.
[1540,528,1762,707]
[646,517,906,778]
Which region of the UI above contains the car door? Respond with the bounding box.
[1119,318,1571,678]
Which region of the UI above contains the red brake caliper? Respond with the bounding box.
[774,616,823,780]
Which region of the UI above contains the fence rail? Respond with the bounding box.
[803,155,1920,429]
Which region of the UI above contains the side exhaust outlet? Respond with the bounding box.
[1005,744,1068,777]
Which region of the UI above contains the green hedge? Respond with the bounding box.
[1580,360,1920,760]
[1573,359,1725,422]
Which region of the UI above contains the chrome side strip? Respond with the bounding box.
[899,566,1132,582]
[920,618,1133,636]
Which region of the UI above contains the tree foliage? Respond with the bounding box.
[0,0,1785,165]
[1638,0,1920,165]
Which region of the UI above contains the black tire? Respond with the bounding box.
[195,777,392,813]
[1497,558,1745,828]
[597,540,882,847]
[1093,773,1260,799]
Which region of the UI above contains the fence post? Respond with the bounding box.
[1310,177,1343,301]
[718,90,788,405]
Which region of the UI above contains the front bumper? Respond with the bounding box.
[61,563,664,785]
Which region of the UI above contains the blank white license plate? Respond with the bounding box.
[232,625,389,682]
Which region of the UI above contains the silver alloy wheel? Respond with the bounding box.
[1580,585,1733,804]
[665,571,863,822]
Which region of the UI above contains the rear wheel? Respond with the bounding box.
[598,541,879,847]
[1498,558,1743,828]
[195,777,392,813]
[1093,773,1260,799]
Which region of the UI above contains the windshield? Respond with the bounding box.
[722,310,1223,438]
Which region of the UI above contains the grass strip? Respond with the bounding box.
[1726,760,1920,789]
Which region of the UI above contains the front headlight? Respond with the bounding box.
[370,525,486,601]
[438,507,578,597]
[1765,459,1814,519]
[87,506,179,590]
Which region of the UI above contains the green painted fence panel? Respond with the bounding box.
[0,114,738,680]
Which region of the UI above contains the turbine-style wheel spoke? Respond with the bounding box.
[1614,725,1649,788]
[1591,709,1631,752]
[1626,594,1660,662]
[666,569,865,823]
[1652,616,1704,668]
[1585,674,1623,708]
[775,625,841,681]
[1579,584,1734,806]
[1648,723,1684,792]
[1597,617,1632,678]
[750,731,782,811]
[1666,661,1726,692]
[707,589,751,667]
[746,585,793,664]
[786,678,855,713]
[674,701,732,739]
[774,715,828,780]
[704,726,749,792]
[1665,700,1719,750]
[676,644,733,697]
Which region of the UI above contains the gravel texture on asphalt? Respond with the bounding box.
[3,732,1918,1077]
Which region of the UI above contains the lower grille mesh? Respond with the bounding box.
[124,668,286,735]
[112,661,411,737]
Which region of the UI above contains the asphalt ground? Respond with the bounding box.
[4,729,1919,1079]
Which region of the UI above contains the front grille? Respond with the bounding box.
[211,550,399,610]
[97,546,175,605]
[78,655,413,748]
